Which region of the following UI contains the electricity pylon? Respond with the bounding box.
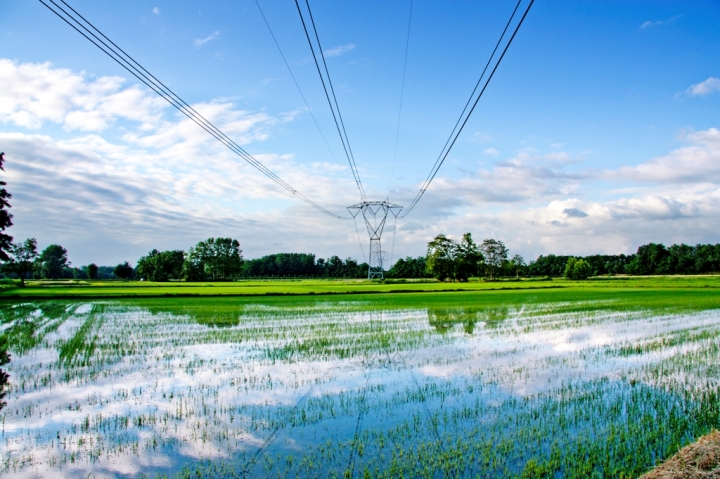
[348,201,403,279]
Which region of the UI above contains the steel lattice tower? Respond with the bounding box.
[348,201,403,279]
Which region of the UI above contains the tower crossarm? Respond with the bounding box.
[347,200,403,279]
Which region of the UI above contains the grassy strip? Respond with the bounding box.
[58,305,105,367]
[1,275,720,299]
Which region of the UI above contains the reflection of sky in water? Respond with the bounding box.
[0,301,718,477]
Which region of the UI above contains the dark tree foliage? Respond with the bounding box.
[184,238,243,281]
[582,254,633,276]
[625,243,720,275]
[527,255,572,276]
[479,238,508,281]
[71,267,87,279]
[319,256,366,278]
[0,334,9,410]
[86,263,98,280]
[528,254,634,277]
[526,243,720,277]
[136,249,184,281]
[455,234,484,282]
[625,243,672,275]
[563,258,592,280]
[425,234,458,281]
[4,238,38,286]
[113,261,134,280]
[241,253,315,277]
[0,153,13,262]
[98,266,120,279]
[386,257,430,279]
[240,253,368,278]
[426,233,484,281]
[37,244,70,279]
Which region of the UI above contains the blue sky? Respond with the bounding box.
[1,0,719,266]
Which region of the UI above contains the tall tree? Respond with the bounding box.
[479,239,508,281]
[0,153,13,261]
[37,244,70,279]
[454,233,484,282]
[564,257,592,279]
[510,254,526,279]
[626,243,671,275]
[86,263,99,280]
[137,249,184,282]
[5,238,38,286]
[113,261,134,280]
[185,238,243,281]
[426,234,457,281]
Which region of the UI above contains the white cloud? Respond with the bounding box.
[392,189,720,261]
[392,151,584,210]
[323,44,356,58]
[610,128,720,183]
[4,59,720,266]
[194,31,219,47]
[0,59,362,265]
[640,15,682,29]
[0,59,165,131]
[152,7,160,15]
[483,147,499,156]
[385,129,720,259]
[686,77,720,97]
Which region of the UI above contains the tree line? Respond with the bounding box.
[394,234,720,280]
[0,238,370,282]
[419,233,524,281]
[135,248,370,282]
[8,236,720,283]
[527,243,720,277]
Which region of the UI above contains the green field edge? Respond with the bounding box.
[2,275,720,300]
[0,284,569,300]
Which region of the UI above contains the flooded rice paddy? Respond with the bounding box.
[1,293,719,478]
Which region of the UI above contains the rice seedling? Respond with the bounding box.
[0,286,718,477]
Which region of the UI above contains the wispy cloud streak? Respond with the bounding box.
[194,31,219,47]
[323,43,355,58]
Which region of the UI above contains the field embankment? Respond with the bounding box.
[1,275,720,299]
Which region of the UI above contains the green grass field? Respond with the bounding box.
[2,274,720,299]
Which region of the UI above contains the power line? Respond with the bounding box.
[294,0,366,202]
[401,0,534,218]
[253,0,342,170]
[40,0,349,220]
[389,0,414,197]
[352,215,367,263]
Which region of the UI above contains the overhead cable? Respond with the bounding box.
[389,0,414,197]
[253,0,342,170]
[294,0,366,202]
[39,0,349,220]
[401,0,534,218]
